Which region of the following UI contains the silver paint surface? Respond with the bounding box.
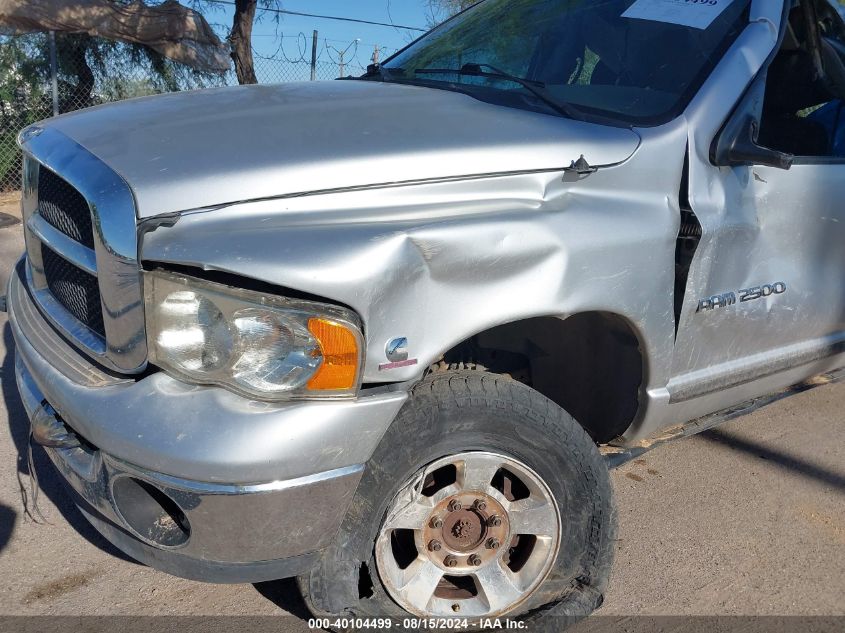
[38,81,641,218]
[16,354,363,563]
[6,0,844,562]
[140,0,841,442]
[10,265,407,483]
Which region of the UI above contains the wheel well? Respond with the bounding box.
[432,313,644,443]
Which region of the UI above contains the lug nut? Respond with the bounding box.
[488,515,503,527]
[429,517,443,529]
[428,540,442,552]
[486,538,500,550]
[468,554,482,566]
[444,555,458,567]
[448,500,462,512]
[473,499,487,511]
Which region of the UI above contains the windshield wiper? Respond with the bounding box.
[414,63,583,121]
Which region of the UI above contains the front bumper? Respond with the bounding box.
[8,262,408,582]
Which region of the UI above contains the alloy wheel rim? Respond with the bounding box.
[375,451,561,618]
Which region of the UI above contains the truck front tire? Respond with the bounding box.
[298,371,616,628]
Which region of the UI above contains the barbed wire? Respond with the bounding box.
[323,38,359,65]
[252,31,307,64]
[248,32,396,68]
[202,0,427,32]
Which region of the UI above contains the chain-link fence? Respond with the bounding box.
[0,31,391,191]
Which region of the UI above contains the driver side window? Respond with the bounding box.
[758,0,845,157]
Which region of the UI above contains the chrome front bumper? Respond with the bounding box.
[8,262,408,582]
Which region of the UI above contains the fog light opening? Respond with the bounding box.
[111,476,191,548]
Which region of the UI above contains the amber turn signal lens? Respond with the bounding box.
[307,317,360,391]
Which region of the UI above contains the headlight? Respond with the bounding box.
[144,270,363,400]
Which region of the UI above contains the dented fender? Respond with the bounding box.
[141,119,688,399]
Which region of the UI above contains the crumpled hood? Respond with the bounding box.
[42,80,641,218]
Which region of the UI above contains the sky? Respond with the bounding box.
[201,1,435,71]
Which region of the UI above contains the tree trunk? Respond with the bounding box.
[59,33,95,111]
[230,0,258,85]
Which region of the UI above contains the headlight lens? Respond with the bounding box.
[144,270,363,400]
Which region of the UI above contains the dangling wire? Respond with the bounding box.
[18,429,49,524]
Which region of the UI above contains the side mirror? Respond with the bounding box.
[714,115,794,170]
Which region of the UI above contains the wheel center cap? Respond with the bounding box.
[421,491,511,570]
[443,509,484,551]
[452,519,473,539]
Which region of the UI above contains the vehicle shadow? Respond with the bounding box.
[1,322,137,563]
[0,503,16,553]
[700,426,845,493]
[253,578,313,620]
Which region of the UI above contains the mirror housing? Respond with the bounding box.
[713,115,794,170]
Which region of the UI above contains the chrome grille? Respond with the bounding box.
[18,125,148,374]
[37,167,96,249]
[41,243,106,337]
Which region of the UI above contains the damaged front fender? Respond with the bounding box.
[141,121,685,390]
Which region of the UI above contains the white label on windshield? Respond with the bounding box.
[622,0,734,30]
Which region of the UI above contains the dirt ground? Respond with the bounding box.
[0,192,21,219]
[0,213,843,630]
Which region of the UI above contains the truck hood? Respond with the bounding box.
[42,81,641,218]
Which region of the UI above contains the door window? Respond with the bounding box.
[759,0,845,157]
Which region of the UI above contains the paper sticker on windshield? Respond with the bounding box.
[622,0,734,30]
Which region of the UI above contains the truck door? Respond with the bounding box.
[670,0,845,402]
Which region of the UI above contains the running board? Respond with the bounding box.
[601,368,845,470]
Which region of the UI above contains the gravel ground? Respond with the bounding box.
[0,210,842,630]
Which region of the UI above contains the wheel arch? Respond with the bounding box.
[432,311,646,443]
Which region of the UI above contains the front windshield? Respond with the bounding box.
[381,0,751,125]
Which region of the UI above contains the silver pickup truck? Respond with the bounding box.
[6,0,845,626]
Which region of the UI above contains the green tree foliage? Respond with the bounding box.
[0,0,227,189]
[0,39,49,188]
[1,1,226,111]
[412,0,532,73]
[424,0,477,26]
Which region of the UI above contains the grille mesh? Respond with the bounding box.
[41,244,105,337]
[38,167,95,249]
